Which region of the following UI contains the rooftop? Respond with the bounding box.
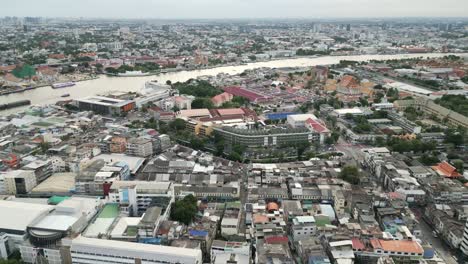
[0,200,53,233]
[71,235,202,259]
[76,96,134,107]
[31,173,76,193]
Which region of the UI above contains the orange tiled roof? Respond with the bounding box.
[340,75,359,88]
[432,161,462,178]
[378,239,424,254]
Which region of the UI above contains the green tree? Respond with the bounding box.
[170,194,198,225]
[445,129,464,145]
[191,98,214,109]
[39,142,50,153]
[419,154,439,166]
[339,165,361,185]
[189,137,205,150]
[169,118,186,132]
[453,160,464,174]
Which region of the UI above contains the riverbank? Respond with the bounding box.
[102,52,466,79]
[0,75,99,96]
[0,52,465,116]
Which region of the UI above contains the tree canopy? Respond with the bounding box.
[173,80,222,97]
[339,165,361,185]
[170,194,198,225]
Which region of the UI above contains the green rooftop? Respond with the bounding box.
[126,226,138,236]
[315,215,331,227]
[48,196,70,205]
[98,203,119,218]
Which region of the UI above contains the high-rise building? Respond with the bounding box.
[461,221,468,256]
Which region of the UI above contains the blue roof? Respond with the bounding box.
[266,112,298,120]
[189,230,208,237]
[139,237,162,244]
[309,255,331,264]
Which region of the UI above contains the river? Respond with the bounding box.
[0,53,464,115]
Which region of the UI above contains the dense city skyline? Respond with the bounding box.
[0,2,467,264]
[2,0,468,19]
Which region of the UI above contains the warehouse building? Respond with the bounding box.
[75,96,135,115]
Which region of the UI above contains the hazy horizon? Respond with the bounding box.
[2,0,468,19]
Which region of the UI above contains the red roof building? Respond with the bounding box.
[211,92,233,107]
[265,236,289,244]
[340,75,359,88]
[351,238,366,251]
[305,118,331,144]
[216,108,245,116]
[222,86,270,103]
[431,161,462,178]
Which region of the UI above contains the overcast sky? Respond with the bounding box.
[2,0,467,19]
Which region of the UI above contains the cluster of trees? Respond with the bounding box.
[336,60,360,67]
[191,98,215,109]
[339,165,361,185]
[173,80,223,109]
[386,87,399,101]
[312,97,344,111]
[170,194,198,225]
[22,53,47,65]
[453,160,465,174]
[419,154,440,166]
[386,138,436,153]
[325,131,340,145]
[445,128,465,146]
[434,95,468,117]
[462,76,468,84]
[228,144,246,162]
[173,80,248,110]
[219,96,248,108]
[347,115,372,134]
[403,106,423,121]
[402,75,441,89]
[296,49,330,56]
[105,62,160,74]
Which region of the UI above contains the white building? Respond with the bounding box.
[2,170,37,195]
[291,216,317,241]
[126,137,153,157]
[69,236,202,264]
[0,233,13,260]
[221,217,239,237]
[460,220,468,256]
[0,201,53,252]
[331,108,364,118]
[211,240,250,264]
[20,197,102,264]
[287,114,318,128]
[0,174,5,194]
[109,181,174,217]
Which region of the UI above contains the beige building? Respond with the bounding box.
[3,170,37,195]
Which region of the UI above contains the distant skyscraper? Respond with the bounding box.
[313,23,321,33]
[447,23,453,31]
[346,24,351,31]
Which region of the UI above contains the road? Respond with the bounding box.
[411,208,459,264]
[335,137,366,165]
[238,163,249,234]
